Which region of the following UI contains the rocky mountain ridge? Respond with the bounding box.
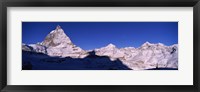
[22,25,178,70]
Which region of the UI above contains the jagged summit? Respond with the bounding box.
[95,43,124,60]
[142,41,152,46]
[106,43,116,48]
[142,42,166,47]
[140,42,167,49]
[23,25,87,58]
[50,25,64,34]
[41,25,72,47]
[157,43,164,46]
[56,25,62,30]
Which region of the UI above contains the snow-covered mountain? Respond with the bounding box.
[22,25,178,70]
[22,25,88,58]
[93,42,178,70]
[95,44,124,60]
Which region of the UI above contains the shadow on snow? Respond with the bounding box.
[22,51,132,70]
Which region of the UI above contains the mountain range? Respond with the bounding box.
[22,25,178,70]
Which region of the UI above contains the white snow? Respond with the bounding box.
[95,44,125,59]
[22,26,178,70]
[94,42,178,70]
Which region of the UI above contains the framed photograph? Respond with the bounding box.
[0,0,199,92]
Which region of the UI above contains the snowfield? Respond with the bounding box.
[22,25,178,70]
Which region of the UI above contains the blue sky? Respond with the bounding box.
[22,22,178,50]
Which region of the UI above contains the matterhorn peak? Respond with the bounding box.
[50,25,64,34]
[56,25,61,30]
[41,25,72,47]
[37,25,87,58]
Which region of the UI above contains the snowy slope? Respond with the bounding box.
[94,42,178,70]
[22,26,178,70]
[23,25,88,58]
[95,44,125,60]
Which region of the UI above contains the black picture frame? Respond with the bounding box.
[0,0,199,92]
